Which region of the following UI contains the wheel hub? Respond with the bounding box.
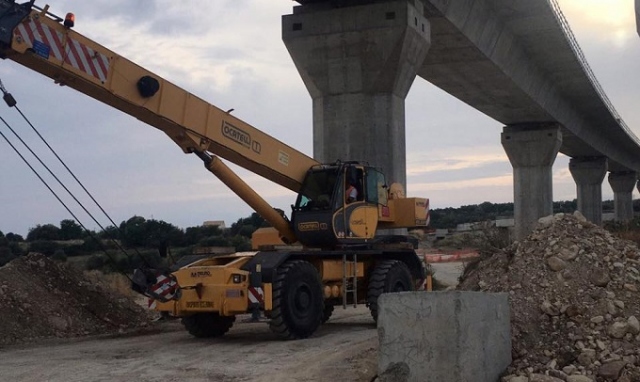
[295,284,311,311]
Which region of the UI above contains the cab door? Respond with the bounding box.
[333,165,378,244]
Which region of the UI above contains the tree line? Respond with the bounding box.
[2,199,638,268]
[0,213,267,268]
[429,199,640,229]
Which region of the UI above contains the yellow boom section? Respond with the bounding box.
[5,7,318,192]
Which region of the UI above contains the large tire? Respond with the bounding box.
[181,313,235,338]
[367,260,414,322]
[321,304,334,324]
[269,260,324,339]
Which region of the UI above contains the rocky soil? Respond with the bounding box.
[0,253,151,346]
[459,212,640,382]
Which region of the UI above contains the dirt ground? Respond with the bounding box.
[430,262,464,287]
[0,306,379,382]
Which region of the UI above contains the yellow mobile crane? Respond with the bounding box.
[0,1,429,339]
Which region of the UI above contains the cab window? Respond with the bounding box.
[294,168,339,211]
[365,168,387,206]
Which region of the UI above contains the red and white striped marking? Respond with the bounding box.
[150,274,179,300]
[425,199,431,226]
[147,298,157,310]
[248,286,264,304]
[15,18,110,82]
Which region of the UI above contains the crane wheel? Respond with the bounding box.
[181,313,235,338]
[367,260,414,322]
[321,304,334,324]
[269,260,324,340]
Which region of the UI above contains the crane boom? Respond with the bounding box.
[0,2,317,192]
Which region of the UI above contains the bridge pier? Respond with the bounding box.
[569,157,607,225]
[282,0,431,189]
[501,124,562,240]
[608,172,637,222]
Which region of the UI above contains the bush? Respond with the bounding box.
[5,233,24,242]
[237,224,257,238]
[51,249,67,262]
[0,247,16,266]
[606,216,640,247]
[85,254,107,271]
[27,224,61,241]
[62,243,85,257]
[231,235,251,251]
[8,242,25,257]
[28,240,61,256]
[81,237,104,252]
[198,235,231,247]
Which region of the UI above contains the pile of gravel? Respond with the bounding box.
[0,253,151,346]
[459,212,640,382]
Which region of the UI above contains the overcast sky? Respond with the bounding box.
[0,0,638,236]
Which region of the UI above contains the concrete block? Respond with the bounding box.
[377,291,511,382]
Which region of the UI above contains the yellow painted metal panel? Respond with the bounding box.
[379,198,429,229]
[263,283,273,311]
[320,260,364,281]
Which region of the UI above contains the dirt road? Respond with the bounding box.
[0,306,378,382]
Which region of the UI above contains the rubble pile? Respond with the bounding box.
[0,253,150,346]
[459,212,640,382]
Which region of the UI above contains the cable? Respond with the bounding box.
[14,105,127,241]
[0,80,159,268]
[13,104,153,266]
[0,110,150,268]
[0,116,133,281]
[0,79,154,268]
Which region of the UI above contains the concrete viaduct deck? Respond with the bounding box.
[284,0,640,239]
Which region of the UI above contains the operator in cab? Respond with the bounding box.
[346,180,358,204]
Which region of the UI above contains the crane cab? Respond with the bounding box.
[291,162,387,249]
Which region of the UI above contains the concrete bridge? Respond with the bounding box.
[637,0,640,36]
[283,0,640,239]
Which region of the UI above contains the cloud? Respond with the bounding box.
[412,174,513,193]
[557,0,636,47]
[407,148,509,176]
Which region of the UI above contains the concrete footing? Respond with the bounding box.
[377,291,511,382]
[501,124,562,240]
[608,171,637,222]
[282,0,430,189]
[569,157,607,225]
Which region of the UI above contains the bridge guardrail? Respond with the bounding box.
[547,0,639,146]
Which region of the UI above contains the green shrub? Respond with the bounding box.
[52,249,67,262]
[198,235,231,247]
[28,240,61,256]
[0,247,16,266]
[85,254,107,270]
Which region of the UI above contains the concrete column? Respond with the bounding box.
[501,124,562,241]
[569,157,607,225]
[608,171,637,222]
[282,0,431,190]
